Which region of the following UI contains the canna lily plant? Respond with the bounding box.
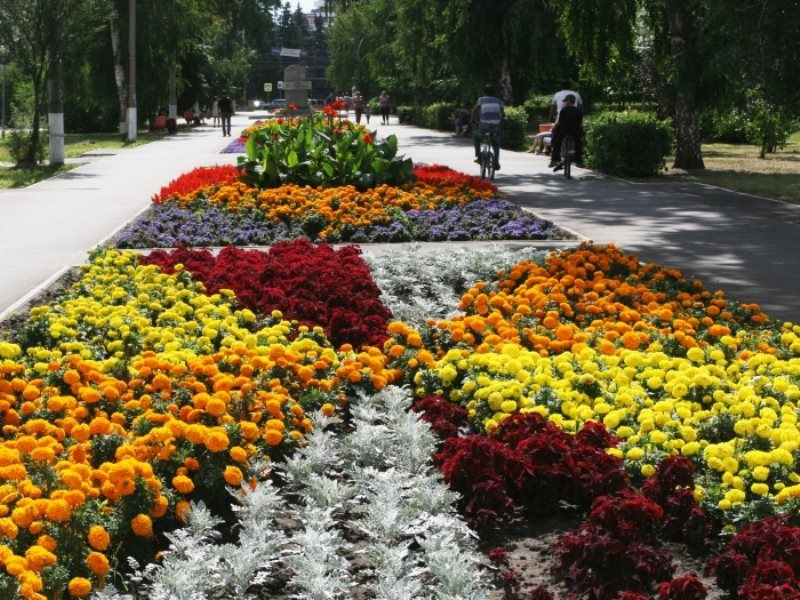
[238,111,414,190]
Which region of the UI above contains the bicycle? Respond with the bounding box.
[553,135,575,179]
[562,134,575,179]
[478,130,497,180]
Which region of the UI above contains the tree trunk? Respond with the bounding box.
[667,0,704,170]
[673,92,704,169]
[108,1,128,135]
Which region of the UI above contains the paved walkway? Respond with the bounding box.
[1,113,798,324]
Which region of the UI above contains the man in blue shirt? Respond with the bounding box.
[472,84,505,170]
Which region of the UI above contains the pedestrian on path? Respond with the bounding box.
[211,97,220,127]
[379,91,391,125]
[217,92,234,137]
[353,90,365,124]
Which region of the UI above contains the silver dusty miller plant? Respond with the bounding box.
[92,388,490,600]
[363,243,549,326]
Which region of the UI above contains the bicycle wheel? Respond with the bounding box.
[487,151,495,180]
[480,150,489,179]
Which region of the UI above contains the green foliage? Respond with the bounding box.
[522,95,553,124]
[744,92,797,158]
[6,81,45,166]
[419,102,458,131]
[238,112,414,190]
[585,111,673,177]
[500,106,528,151]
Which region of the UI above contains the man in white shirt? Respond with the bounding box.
[550,81,583,123]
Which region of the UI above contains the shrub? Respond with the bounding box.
[419,102,458,131]
[522,94,553,124]
[500,106,528,151]
[585,111,673,177]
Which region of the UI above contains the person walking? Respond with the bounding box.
[352,90,365,124]
[211,97,220,128]
[379,91,391,125]
[217,92,234,137]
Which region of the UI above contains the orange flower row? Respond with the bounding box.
[0,340,399,598]
[384,243,785,365]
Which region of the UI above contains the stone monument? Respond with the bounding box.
[283,65,312,114]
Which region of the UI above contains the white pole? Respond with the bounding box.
[127,0,137,142]
[1,63,6,139]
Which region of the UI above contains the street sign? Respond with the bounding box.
[264,83,272,92]
[277,81,284,90]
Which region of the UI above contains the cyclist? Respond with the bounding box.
[472,84,505,170]
[549,94,584,170]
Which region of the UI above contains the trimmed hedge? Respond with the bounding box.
[585,111,673,177]
[400,102,527,152]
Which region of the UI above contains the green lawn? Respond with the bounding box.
[661,133,800,206]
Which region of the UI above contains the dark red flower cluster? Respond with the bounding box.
[140,240,392,349]
[554,491,676,599]
[412,164,497,194]
[706,516,800,597]
[433,413,627,533]
[641,456,712,548]
[151,165,240,203]
[411,395,468,440]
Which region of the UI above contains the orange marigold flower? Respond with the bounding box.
[68,577,92,598]
[204,428,230,453]
[87,525,110,551]
[264,429,283,446]
[223,466,243,486]
[25,545,57,571]
[229,446,248,463]
[131,513,153,538]
[175,500,191,521]
[172,474,194,494]
[86,551,110,577]
[44,499,71,522]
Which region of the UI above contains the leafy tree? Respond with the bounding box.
[0,0,105,165]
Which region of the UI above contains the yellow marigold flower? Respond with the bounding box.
[751,482,770,496]
[752,466,771,481]
[131,513,153,538]
[626,447,645,461]
[86,551,110,577]
[776,484,800,504]
[223,466,243,487]
[87,525,110,552]
[500,400,518,413]
[681,441,701,456]
[641,464,656,477]
[68,577,92,598]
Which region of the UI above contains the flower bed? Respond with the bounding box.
[1,241,800,598]
[112,163,568,247]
